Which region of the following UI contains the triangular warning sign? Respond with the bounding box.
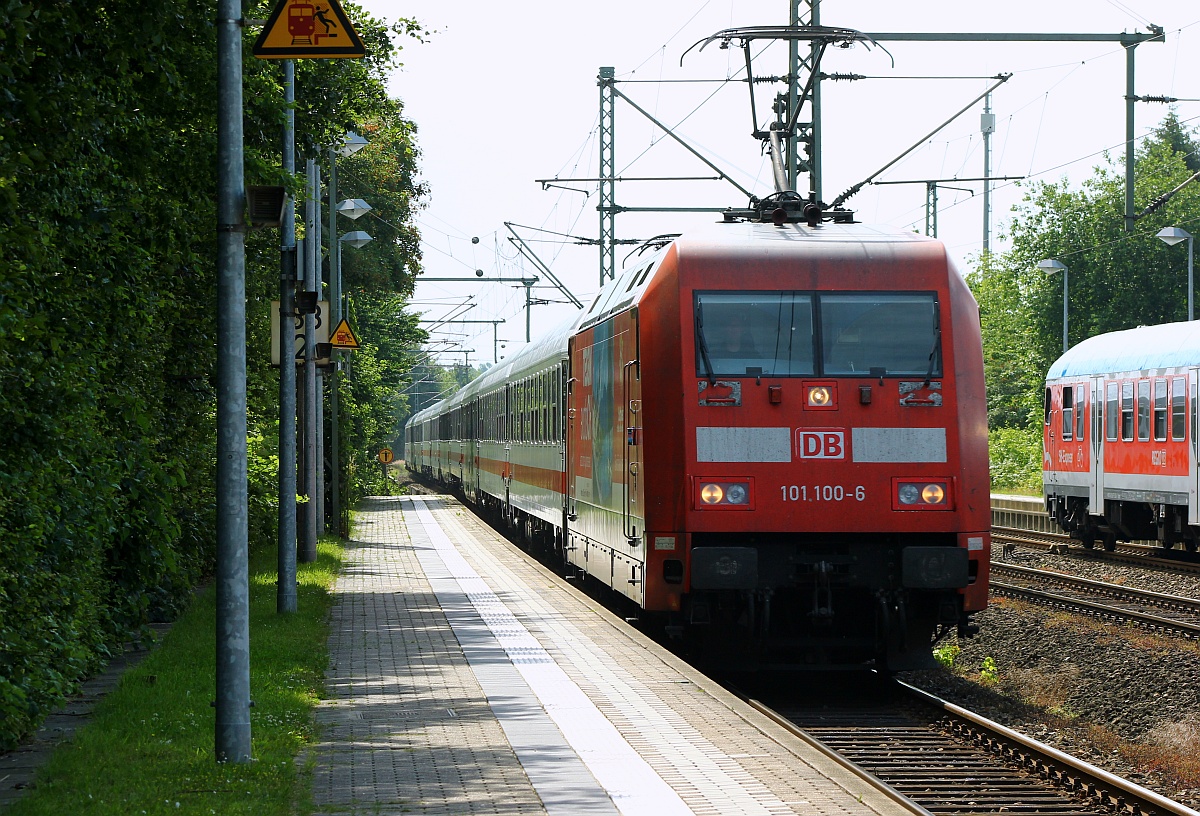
[330,318,361,349]
[253,0,365,60]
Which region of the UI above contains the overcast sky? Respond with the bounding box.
[353,0,1199,365]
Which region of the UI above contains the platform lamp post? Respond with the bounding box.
[1157,227,1194,321]
[328,131,370,538]
[1039,258,1069,353]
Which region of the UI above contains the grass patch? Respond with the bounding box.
[7,538,343,816]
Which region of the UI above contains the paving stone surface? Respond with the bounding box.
[309,494,915,816]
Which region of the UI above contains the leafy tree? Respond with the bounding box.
[971,115,1200,488]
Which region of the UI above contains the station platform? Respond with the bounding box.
[308,494,920,816]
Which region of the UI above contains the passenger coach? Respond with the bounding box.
[408,219,991,670]
[1044,321,1200,552]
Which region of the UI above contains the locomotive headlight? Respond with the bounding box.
[696,480,753,509]
[921,483,945,504]
[895,480,951,509]
[807,386,831,406]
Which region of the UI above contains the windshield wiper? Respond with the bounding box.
[921,301,940,386]
[696,301,716,384]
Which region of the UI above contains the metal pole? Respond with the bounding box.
[316,368,324,530]
[808,0,822,203]
[1125,44,1136,232]
[1189,236,1194,321]
[301,160,318,562]
[314,178,324,534]
[599,67,616,286]
[525,280,532,342]
[1062,268,1069,353]
[277,60,298,614]
[215,0,251,763]
[328,148,341,537]
[982,92,993,255]
[786,0,800,193]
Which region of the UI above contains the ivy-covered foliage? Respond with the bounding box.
[0,0,426,748]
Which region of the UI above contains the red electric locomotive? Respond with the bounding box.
[1044,320,1200,552]
[407,218,991,670]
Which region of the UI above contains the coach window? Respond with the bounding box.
[1044,388,1052,426]
[1121,382,1134,441]
[1075,386,1086,441]
[1062,386,1074,440]
[1106,382,1118,440]
[1154,379,1168,441]
[540,372,548,443]
[1172,377,1187,441]
[1137,380,1151,441]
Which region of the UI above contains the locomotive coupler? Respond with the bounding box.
[809,561,834,625]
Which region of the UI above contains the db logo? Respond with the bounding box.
[797,429,845,459]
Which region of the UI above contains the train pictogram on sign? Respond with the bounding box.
[253,0,365,60]
[329,319,360,350]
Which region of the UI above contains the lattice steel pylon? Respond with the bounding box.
[786,0,820,200]
[598,66,616,285]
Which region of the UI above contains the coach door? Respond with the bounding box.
[621,311,643,542]
[1089,376,1104,512]
[1190,369,1200,526]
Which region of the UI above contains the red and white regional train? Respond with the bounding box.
[406,219,991,669]
[1044,321,1200,552]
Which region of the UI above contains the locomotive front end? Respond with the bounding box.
[639,225,991,670]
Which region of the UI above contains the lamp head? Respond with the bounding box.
[1038,258,1067,274]
[336,198,372,220]
[1157,226,1192,247]
[336,131,369,157]
[339,230,373,249]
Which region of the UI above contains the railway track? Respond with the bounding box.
[991,494,1200,571]
[749,679,1200,816]
[993,525,1200,575]
[990,562,1200,637]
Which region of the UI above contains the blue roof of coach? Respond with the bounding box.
[1048,320,1200,378]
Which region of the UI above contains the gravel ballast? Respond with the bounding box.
[903,546,1200,810]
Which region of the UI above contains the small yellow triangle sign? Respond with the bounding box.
[253,0,365,60]
[330,318,361,349]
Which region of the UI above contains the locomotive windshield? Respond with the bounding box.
[694,291,941,378]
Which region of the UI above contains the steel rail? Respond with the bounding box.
[992,562,1200,614]
[899,680,1200,816]
[742,697,937,816]
[990,580,1200,637]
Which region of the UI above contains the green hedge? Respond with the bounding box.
[0,0,424,749]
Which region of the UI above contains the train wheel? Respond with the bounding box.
[1186,539,1198,553]
[1080,534,1096,550]
[1102,533,1118,552]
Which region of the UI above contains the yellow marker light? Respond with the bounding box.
[807,386,832,407]
[700,483,725,504]
[922,484,946,504]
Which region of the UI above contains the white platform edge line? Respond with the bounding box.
[408,497,696,816]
